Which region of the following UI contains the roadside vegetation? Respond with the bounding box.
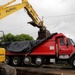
[0,33,34,43]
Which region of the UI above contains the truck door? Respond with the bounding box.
[57,37,72,58]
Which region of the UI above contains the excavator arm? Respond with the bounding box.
[0,0,50,39]
[0,0,44,28]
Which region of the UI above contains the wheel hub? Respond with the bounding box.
[36,58,42,65]
[13,59,17,65]
[24,57,31,65]
[24,58,30,64]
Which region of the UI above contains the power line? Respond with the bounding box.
[3,24,37,34]
[44,13,75,18]
[4,25,26,32]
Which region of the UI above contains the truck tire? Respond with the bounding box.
[70,56,75,69]
[35,56,43,67]
[5,56,10,65]
[12,56,21,66]
[0,63,16,75]
[23,56,32,65]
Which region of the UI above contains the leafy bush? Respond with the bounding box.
[0,33,34,42]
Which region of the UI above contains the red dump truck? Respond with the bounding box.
[4,33,75,69]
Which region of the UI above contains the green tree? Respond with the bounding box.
[4,33,15,42]
[0,33,34,42]
[15,34,34,41]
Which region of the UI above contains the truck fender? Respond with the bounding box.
[70,51,75,58]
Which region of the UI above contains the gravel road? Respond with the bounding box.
[15,65,75,75]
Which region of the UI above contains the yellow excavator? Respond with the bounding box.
[0,0,50,75]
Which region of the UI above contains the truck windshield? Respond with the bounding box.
[69,39,75,46]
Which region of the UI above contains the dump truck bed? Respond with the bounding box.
[6,33,57,54]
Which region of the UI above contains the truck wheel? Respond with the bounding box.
[35,56,43,67]
[23,56,32,65]
[12,57,21,66]
[70,57,75,69]
[5,56,10,65]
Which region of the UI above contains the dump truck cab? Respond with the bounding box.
[48,33,75,68]
[55,33,75,69]
[53,33,75,59]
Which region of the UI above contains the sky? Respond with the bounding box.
[0,0,75,40]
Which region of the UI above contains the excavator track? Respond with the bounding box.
[0,63,16,75]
